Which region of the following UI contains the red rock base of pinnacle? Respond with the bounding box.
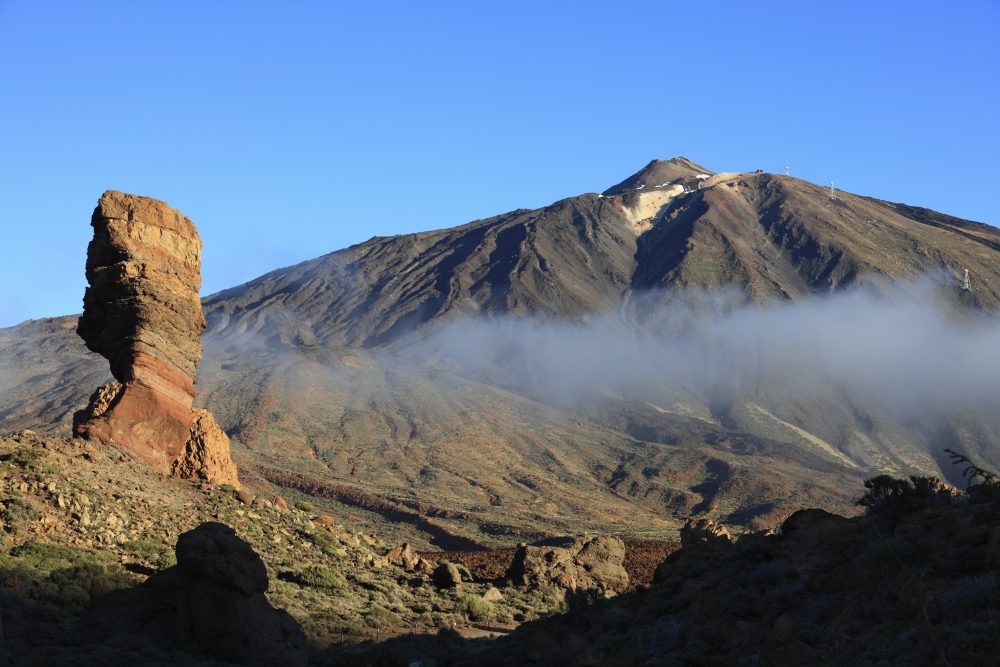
[74,380,193,473]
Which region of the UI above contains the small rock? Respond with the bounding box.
[236,491,254,505]
[271,496,289,512]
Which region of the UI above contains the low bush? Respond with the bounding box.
[7,446,43,469]
[857,475,957,516]
[2,497,41,528]
[0,541,135,609]
[278,564,346,592]
[454,593,493,621]
[124,539,176,569]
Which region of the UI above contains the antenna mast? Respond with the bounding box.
[961,268,972,292]
[829,181,836,198]
[785,166,790,176]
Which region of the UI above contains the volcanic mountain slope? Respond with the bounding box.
[3,158,1000,546]
[202,157,999,349]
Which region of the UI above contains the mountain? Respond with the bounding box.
[201,156,999,349]
[3,158,1000,547]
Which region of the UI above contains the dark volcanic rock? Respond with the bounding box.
[86,522,306,666]
[432,562,463,589]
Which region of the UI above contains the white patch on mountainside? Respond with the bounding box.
[621,184,685,233]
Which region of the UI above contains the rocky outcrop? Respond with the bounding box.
[384,542,435,574]
[73,191,238,486]
[85,522,307,666]
[679,517,733,551]
[506,535,629,594]
[172,409,240,487]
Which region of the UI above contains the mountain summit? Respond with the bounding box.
[602,156,713,195]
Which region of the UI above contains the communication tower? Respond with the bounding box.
[961,268,972,292]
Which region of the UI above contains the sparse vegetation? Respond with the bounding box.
[7,446,43,468]
[294,500,313,512]
[1,496,41,527]
[279,565,346,592]
[945,448,1000,487]
[857,474,958,516]
[454,593,493,621]
[123,539,176,569]
[0,541,135,609]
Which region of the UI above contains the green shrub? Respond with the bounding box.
[9,541,84,570]
[0,541,134,609]
[364,606,402,630]
[296,527,342,557]
[278,565,346,592]
[47,561,136,607]
[294,500,313,512]
[7,446,43,469]
[2,497,41,528]
[858,475,957,515]
[454,593,493,621]
[4,446,58,474]
[124,539,176,569]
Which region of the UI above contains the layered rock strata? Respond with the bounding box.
[73,190,238,486]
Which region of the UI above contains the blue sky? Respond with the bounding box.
[1,1,997,327]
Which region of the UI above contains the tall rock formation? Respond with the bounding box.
[73,190,239,487]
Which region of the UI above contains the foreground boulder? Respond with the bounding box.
[86,522,306,666]
[506,535,629,594]
[73,190,238,487]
